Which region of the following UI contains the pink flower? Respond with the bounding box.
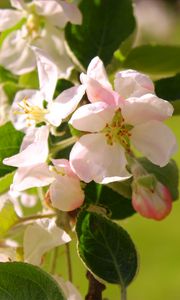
[69,57,177,184]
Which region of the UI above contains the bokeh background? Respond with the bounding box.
[0,0,180,299]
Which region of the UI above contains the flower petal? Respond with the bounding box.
[114,69,154,98]
[0,31,36,75]
[121,94,174,125]
[24,218,71,265]
[86,56,112,90]
[34,26,73,79]
[50,176,84,211]
[70,102,115,132]
[3,126,49,167]
[53,85,86,119]
[31,46,58,102]
[0,9,23,31]
[131,120,178,167]
[70,133,131,183]
[80,74,120,106]
[12,163,54,191]
[10,0,26,10]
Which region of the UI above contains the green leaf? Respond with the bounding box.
[65,0,136,68]
[138,158,179,201]
[3,81,22,104]
[85,182,135,220]
[0,200,19,237]
[155,73,180,101]
[123,45,180,76]
[0,18,26,48]
[0,122,24,177]
[0,262,66,300]
[0,66,18,83]
[0,172,14,195]
[76,211,138,285]
[19,70,39,89]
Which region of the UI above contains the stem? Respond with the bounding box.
[15,213,56,225]
[65,243,73,282]
[120,285,127,300]
[50,136,77,156]
[85,271,106,300]
[51,247,59,274]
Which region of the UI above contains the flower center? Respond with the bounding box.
[15,98,48,125]
[24,12,44,40]
[103,110,133,149]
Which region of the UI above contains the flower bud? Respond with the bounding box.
[132,175,172,220]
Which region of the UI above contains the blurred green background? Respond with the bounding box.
[0,0,180,299]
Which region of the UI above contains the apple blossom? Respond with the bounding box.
[11,48,85,132]
[69,57,177,184]
[0,0,82,77]
[23,218,71,265]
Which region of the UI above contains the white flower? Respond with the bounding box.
[23,218,71,265]
[69,57,177,184]
[0,0,82,76]
[11,48,85,132]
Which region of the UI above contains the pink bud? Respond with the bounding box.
[132,181,172,220]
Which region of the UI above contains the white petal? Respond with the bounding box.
[11,89,44,131]
[31,46,58,102]
[121,94,174,126]
[53,85,85,119]
[131,120,178,167]
[12,163,54,191]
[4,126,49,167]
[70,102,115,132]
[114,69,154,98]
[70,133,131,183]
[80,74,120,106]
[55,277,82,300]
[0,31,36,75]
[86,56,112,89]
[50,176,84,211]
[33,26,73,79]
[24,218,71,265]
[0,9,23,31]
[10,0,26,10]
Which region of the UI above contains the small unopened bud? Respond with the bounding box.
[132,179,172,220]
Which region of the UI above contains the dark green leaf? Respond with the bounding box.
[0,122,24,177]
[155,74,180,101]
[85,182,135,220]
[76,211,138,285]
[123,45,180,76]
[65,0,136,68]
[0,262,66,300]
[54,79,74,98]
[138,158,179,201]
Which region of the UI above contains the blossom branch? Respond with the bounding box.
[85,271,106,300]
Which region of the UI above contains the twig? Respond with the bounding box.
[85,271,106,300]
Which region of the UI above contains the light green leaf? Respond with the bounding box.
[0,262,66,300]
[0,200,19,237]
[0,172,14,195]
[123,45,180,77]
[76,211,138,286]
[65,0,136,68]
[0,66,18,83]
[0,122,24,177]
[19,70,39,89]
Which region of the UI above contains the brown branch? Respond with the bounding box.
[85,271,106,300]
